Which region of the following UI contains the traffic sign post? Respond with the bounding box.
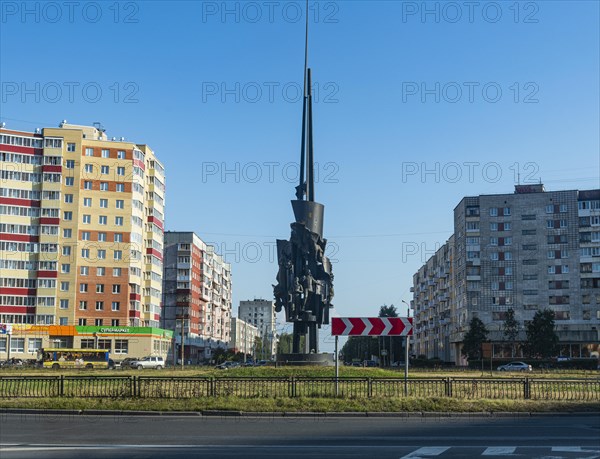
[332,317,413,396]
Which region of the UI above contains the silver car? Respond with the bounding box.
[497,361,532,372]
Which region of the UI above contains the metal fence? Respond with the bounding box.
[0,376,599,400]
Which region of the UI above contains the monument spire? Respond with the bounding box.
[274,1,334,358]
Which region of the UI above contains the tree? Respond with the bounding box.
[524,309,559,359]
[277,332,305,354]
[378,304,401,366]
[461,317,489,360]
[502,308,520,357]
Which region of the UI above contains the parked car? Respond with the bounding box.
[215,361,239,370]
[364,360,378,367]
[497,361,532,372]
[129,356,164,370]
[254,360,267,367]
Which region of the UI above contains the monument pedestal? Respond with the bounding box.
[276,353,334,367]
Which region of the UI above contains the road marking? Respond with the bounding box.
[400,446,451,458]
[482,447,517,455]
[552,446,600,453]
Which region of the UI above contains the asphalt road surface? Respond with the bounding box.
[1,413,599,458]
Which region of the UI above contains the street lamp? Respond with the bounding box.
[401,300,411,396]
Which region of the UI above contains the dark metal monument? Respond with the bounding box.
[273,18,334,356]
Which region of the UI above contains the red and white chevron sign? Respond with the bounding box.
[331,317,413,336]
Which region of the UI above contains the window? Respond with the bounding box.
[98,232,107,242]
[60,281,69,291]
[59,318,68,325]
[547,251,555,259]
[503,207,511,216]
[112,301,120,311]
[83,214,91,224]
[563,265,569,273]
[65,177,74,186]
[99,215,107,225]
[84,181,92,190]
[100,198,108,208]
[116,183,125,192]
[95,301,104,311]
[505,266,513,275]
[80,266,89,276]
[83,198,92,207]
[78,318,87,325]
[111,319,120,326]
[96,284,104,293]
[67,143,76,152]
[59,299,69,309]
[490,252,499,261]
[79,301,87,310]
[490,237,498,246]
[117,166,125,176]
[100,182,108,191]
[85,148,94,156]
[101,165,109,174]
[115,339,128,354]
[63,228,72,238]
[504,237,512,246]
[84,164,93,174]
[560,219,567,228]
[547,220,554,229]
[505,252,513,260]
[95,319,103,326]
[81,231,90,241]
[97,267,105,276]
[62,246,71,256]
[0,338,6,353]
[489,207,498,216]
[117,150,125,159]
[112,284,121,294]
[113,268,122,277]
[545,204,553,214]
[97,249,106,259]
[81,248,90,258]
[28,338,42,353]
[490,223,498,231]
[115,216,123,226]
[80,283,88,293]
[65,159,75,169]
[114,250,122,260]
[64,194,73,203]
[114,233,123,243]
[116,200,124,209]
[101,149,110,158]
[61,264,70,273]
[559,204,567,213]
[548,266,556,274]
[10,338,25,353]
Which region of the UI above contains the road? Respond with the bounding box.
[1,413,599,458]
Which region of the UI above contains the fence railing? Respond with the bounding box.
[0,376,598,400]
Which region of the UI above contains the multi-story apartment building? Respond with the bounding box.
[412,185,600,364]
[0,122,170,360]
[238,299,278,359]
[163,232,232,362]
[411,236,454,362]
[229,317,259,357]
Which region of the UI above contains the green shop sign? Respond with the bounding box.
[76,326,173,339]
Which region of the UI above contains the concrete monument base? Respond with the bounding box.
[276,353,335,367]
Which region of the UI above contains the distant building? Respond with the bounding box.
[163,232,232,362]
[412,185,600,364]
[229,317,258,357]
[238,299,277,359]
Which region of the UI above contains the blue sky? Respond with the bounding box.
[1,1,599,349]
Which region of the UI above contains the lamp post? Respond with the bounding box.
[401,300,411,396]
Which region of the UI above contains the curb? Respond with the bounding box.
[1,408,599,418]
